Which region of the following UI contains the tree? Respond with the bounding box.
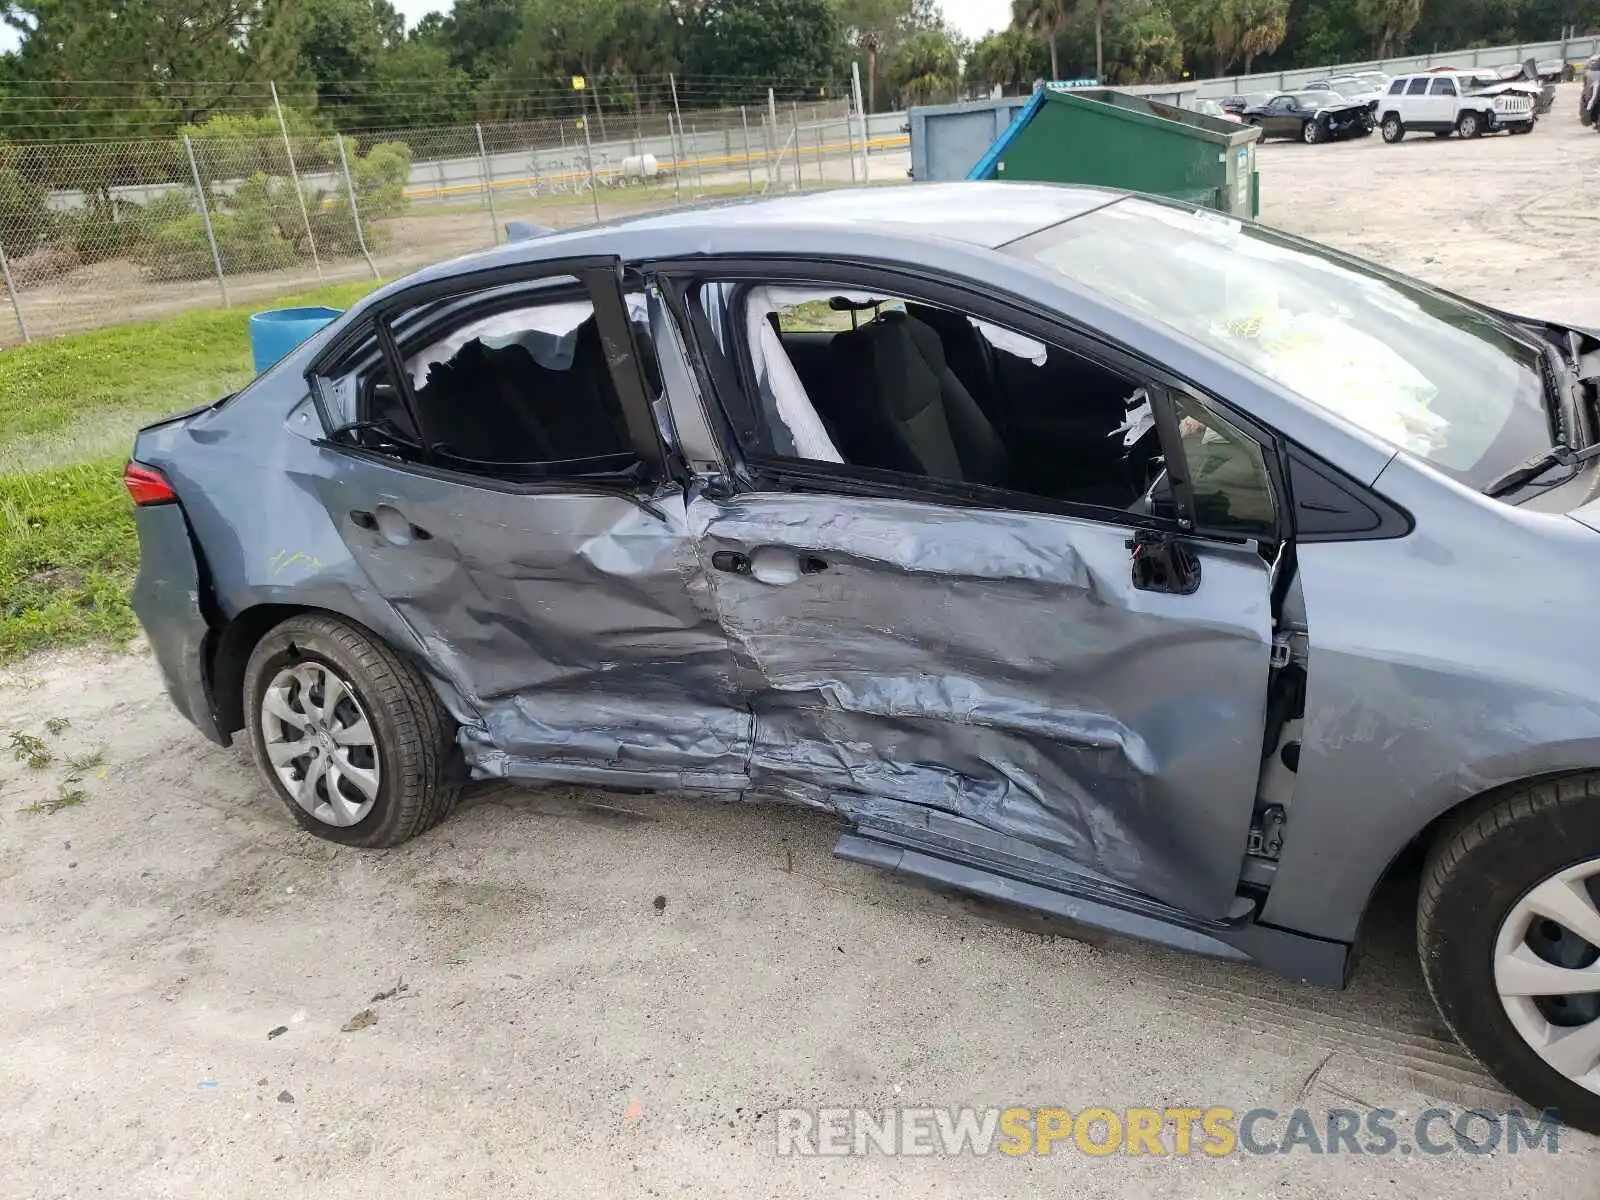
[1012,0,1073,79]
[295,0,405,117]
[682,0,843,94]
[965,27,1050,92]
[0,0,303,138]
[1273,0,1368,70]
[1105,0,1181,81]
[1208,0,1290,71]
[835,0,946,111]
[886,24,964,104]
[438,0,529,78]
[1088,0,1109,81]
[1353,0,1421,55]
[363,36,475,127]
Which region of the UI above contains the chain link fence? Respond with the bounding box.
[0,97,907,346]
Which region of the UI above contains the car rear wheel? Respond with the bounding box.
[1302,119,1325,144]
[243,613,460,848]
[1418,775,1600,1135]
[1458,111,1483,138]
[1381,114,1404,142]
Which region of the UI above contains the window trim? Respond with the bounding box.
[304,254,668,482]
[651,255,1264,538]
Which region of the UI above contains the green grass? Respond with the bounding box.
[0,279,378,475]
[0,457,139,660]
[0,279,380,662]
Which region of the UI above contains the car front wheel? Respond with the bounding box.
[1419,775,1600,1135]
[1381,115,1404,142]
[243,613,461,847]
[1302,119,1325,144]
[1458,111,1483,138]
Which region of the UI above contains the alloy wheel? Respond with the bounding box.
[260,660,382,827]
[1493,859,1600,1095]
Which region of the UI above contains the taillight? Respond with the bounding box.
[123,460,177,506]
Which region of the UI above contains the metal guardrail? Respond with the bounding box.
[1184,35,1599,98]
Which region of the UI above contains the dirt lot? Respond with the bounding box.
[5,90,1600,1198]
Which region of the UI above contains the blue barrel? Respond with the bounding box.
[248,306,343,374]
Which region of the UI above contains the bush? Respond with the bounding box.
[136,137,413,279]
[0,145,52,256]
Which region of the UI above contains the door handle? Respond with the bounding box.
[712,549,827,583]
[1127,529,1201,595]
[352,505,432,546]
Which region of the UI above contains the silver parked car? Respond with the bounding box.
[128,184,1600,1130]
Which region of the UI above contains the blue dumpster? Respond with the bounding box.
[248,306,343,374]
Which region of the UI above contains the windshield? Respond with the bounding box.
[1007,198,1551,486]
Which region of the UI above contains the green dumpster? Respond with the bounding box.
[966,86,1261,218]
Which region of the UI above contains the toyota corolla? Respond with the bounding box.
[127,183,1600,1130]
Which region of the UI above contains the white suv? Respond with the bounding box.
[1377,72,1535,141]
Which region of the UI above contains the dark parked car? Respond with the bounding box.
[130,183,1600,1132]
[1241,91,1373,142]
[1218,91,1271,116]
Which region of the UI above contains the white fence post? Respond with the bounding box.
[335,133,380,281]
[0,234,30,343]
[271,81,322,279]
[475,123,500,245]
[740,105,755,192]
[852,62,872,185]
[184,134,230,308]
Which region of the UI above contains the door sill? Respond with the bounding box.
[834,823,1350,987]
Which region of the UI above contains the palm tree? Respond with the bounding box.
[1012,0,1071,81]
[1211,0,1288,73]
[1355,0,1422,57]
[1090,0,1108,82]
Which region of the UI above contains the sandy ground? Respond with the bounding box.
[5,89,1600,1198]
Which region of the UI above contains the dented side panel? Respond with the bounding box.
[129,503,225,745]
[305,452,753,785]
[688,492,1275,919]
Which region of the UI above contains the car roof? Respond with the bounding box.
[388,182,1128,292]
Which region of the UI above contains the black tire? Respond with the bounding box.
[243,613,460,848]
[1302,119,1325,144]
[1381,114,1404,142]
[1245,117,1265,140]
[1458,111,1483,138]
[1418,775,1600,1135]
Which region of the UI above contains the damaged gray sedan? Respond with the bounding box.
[128,183,1600,1130]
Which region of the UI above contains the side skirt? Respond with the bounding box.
[835,827,1350,988]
